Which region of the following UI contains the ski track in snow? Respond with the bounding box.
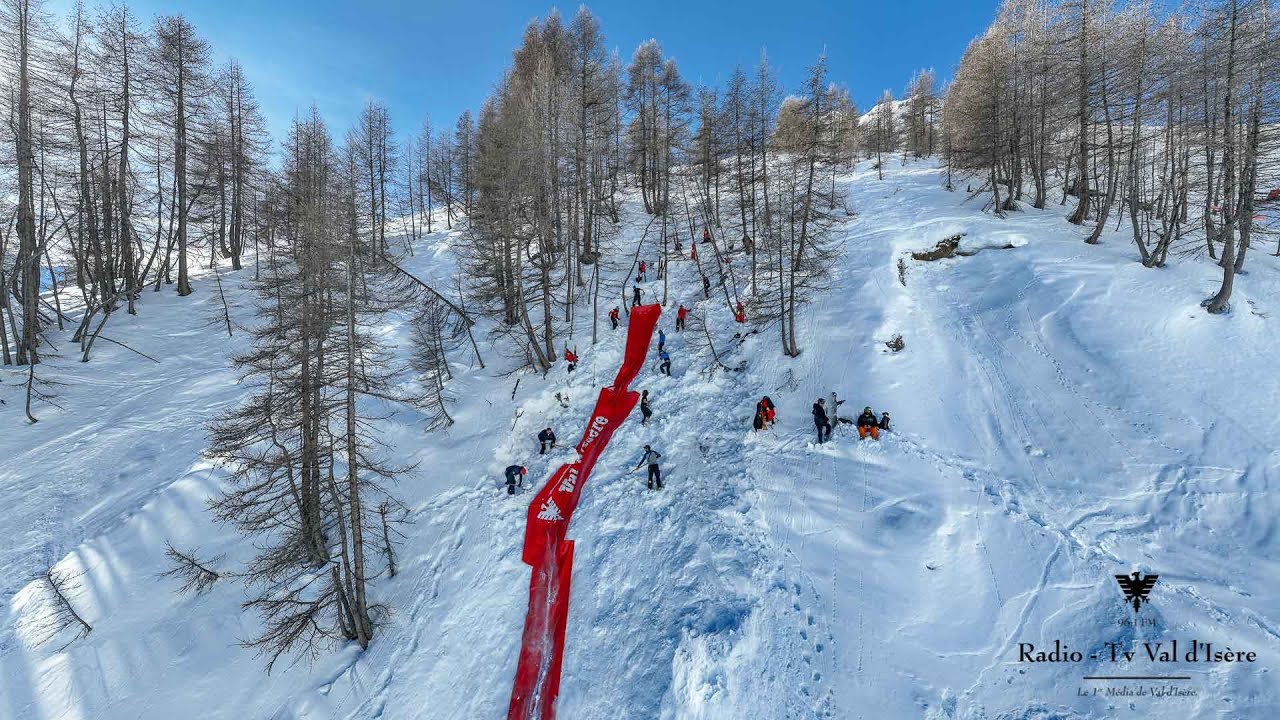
[2,162,1278,720]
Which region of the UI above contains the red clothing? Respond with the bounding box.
[690,246,698,261]
[608,308,619,320]
[565,350,578,363]
[677,306,688,320]
[639,261,646,273]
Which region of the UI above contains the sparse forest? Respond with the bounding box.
[2,0,1280,712]
[0,0,869,666]
[944,0,1279,313]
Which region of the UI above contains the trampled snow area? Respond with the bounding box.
[1,161,1277,719]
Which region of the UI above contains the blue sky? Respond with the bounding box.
[89,0,997,150]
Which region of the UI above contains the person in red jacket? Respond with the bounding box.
[702,227,711,244]
[638,260,647,282]
[676,304,688,331]
[734,301,746,324]
[608,306,620,330]
[564,346,578,373]
[690,244,698,262]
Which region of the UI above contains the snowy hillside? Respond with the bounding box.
[2,160,1277,720]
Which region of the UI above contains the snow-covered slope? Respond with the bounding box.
[1,161,1276,720]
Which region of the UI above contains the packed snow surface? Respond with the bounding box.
[1,162,1276,719]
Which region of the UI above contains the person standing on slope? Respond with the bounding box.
[856,406,880,440]
[538,427,557,454]
[828,391,845,426]
[691,244,699,263]
[505,465,527,495]
[632,283,643,308]
[640,390,653,425]
[734,301,746,324]
[812,398,832,444]
[676,304,688,331]
[657,328,666,353]
[702,227,711,244]
[564,346,579,373]
[638,260,647,282]
[609,306,620,330]
[635,445,664,489]
[658,349,672,376]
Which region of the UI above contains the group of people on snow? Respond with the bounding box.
[510,224,898,499]
[811,396,891,444]
[506,302,688,495]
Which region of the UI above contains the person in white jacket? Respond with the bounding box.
[634,445,663,490]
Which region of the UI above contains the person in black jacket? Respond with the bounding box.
[505,465,527,495]
[640,390,653,425]
[538,427,557,454]
[879,412,892,433]
[812,398,831,444]
[856,407,880,440]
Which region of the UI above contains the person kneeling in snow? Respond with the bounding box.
[856,407,880,440]
[879,412,892,433]
[635,445,663,489]
[538,427,557,454]
[505,465,527,495]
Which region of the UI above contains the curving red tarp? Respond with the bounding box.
[508,303,661,720]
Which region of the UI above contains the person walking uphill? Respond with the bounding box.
[635,445,663,489]
[856,407,881,440]
[676,304,688,331]
[812,398,832,444]
[505,465,527,495]
[638,260,647,282]
[609,306,620,330]
[658,349,672,376]
[657,328,666,353]
[640,390,653,425]
[538,427,557,454]
[632,283,643,308]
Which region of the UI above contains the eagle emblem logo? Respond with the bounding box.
[537,498,564,522]
[1115,571,1159,612]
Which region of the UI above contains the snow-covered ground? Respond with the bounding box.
[1,161,1276,720]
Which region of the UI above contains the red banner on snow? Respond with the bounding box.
[508,303,661,720]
